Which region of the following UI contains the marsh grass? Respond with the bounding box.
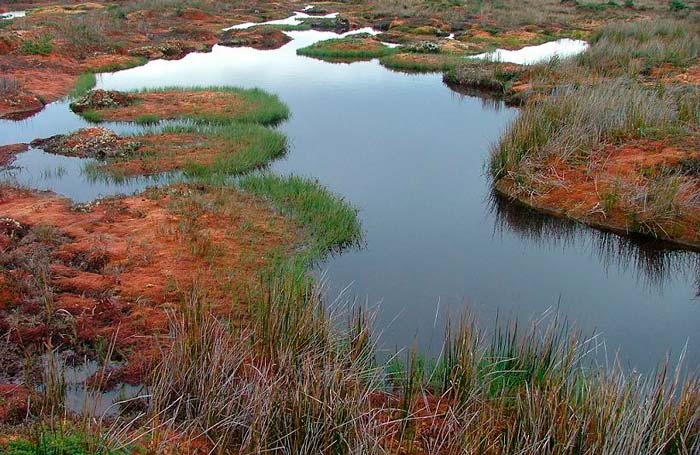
[135,269,700,454]
[167,124,287,178]
[297,37,399,61]
[70,74,97,99]
[238,173,362,258]
[578,19,700,76]
[490,80,699,179]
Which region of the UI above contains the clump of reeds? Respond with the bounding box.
[490,80,699,180]
[134,266,700,454]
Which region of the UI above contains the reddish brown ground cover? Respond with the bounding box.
[496,137,700,248]
[106,132,230,176]
[81,90,255,122]
[0,184,298,384]
[0,144,28,166]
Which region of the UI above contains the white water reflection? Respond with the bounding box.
[470,38,589,64]
[0,148,177,202]
[0,11,26,19]
[223,10,339,31]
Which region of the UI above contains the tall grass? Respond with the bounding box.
[490,80,699,179]
[578,19,700,76]
[136,270,700,454]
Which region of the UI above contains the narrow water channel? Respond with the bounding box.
[1,29,699,372]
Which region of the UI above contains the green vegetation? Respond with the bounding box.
[297,36,399,61]
[69,74,97,99]
[176,124,287,178]
[0,429,127,455]
[20,35,53,55]
[238,173,361,257]
[133,114,159,124]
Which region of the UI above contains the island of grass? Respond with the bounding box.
[49,86,290,179]
[488,21,700,248]
[69,86,290,126]
[31,124,287,179]
[380,52,465,73]
[296,35,398,62]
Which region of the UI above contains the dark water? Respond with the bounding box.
[1,30,699,371]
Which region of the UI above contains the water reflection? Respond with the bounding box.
[490,191,700,294]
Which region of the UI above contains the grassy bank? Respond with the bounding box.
[482,17,700,246]
[238,173,362,259]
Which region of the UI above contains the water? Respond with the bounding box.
[471,38,589,64]
[223,9,340,31]
[0,11,26,19]
[1,29,699,372]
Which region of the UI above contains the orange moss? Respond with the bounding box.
[497,137,700,249]
[0,184,298,383]
[86,90,255,123]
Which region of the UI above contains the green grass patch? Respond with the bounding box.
[21,34,53,55]
[70,73,97,99]
[297,37,399,61]
[79,109,102,123]
[238,173,361,258]
[88,57,147,73]
[133,114,159,125]
[174,123,288,178]
[0,429,128,455]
